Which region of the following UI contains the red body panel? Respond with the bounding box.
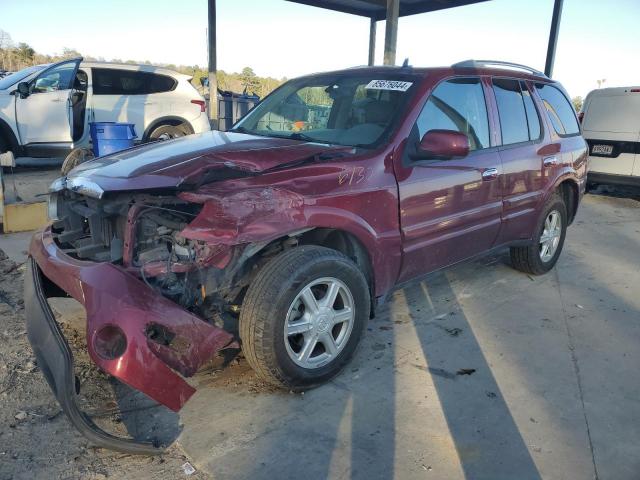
[30,230,234,412]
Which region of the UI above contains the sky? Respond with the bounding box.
[1,0,639,98]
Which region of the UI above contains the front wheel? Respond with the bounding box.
[239,246,370,389]
[510,194,567,275]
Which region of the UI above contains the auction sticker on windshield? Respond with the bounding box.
[366,80,413,91]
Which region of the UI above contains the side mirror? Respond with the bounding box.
[414,129,470,160]
[17,82,30,98]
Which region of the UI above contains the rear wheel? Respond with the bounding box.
[148,124,188,141]
[510,194,567,275]
[61,148,95,175]
[240,246,370,389]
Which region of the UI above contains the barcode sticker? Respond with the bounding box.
[365,80,413,92]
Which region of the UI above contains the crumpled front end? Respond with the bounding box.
[26,164,339,453]
[25,222,235,452]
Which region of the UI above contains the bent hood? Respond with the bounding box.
[66,130,353,193]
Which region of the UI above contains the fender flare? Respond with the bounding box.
[540,169,582,224]
[142,116,194,141]
[538,168,579,204]
[179,192,402,297]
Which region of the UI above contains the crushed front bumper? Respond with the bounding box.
[25,228,235,453]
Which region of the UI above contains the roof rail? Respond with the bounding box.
[452,60,548,78]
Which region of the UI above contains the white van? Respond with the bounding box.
[581,86,640,188]
[0,58,210,163]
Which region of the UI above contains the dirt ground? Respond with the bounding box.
[0,250,211,480]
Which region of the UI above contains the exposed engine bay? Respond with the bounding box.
[49,190,288,333]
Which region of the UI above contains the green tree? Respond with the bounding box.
[240,66,259,94]
[572,96,583,112]
[16,42,35,64]
[61,47,81,59]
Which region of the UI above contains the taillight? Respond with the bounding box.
[631,88,640,93]
[191,99,206,113]
[578,112,584,124]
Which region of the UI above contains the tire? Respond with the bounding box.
[148,124,188,141]
[510,193,567,275]
[240,245,370,389]
[61,148,95,175]
[0,134,8,154]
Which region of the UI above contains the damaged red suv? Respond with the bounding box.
[25,60,587,452]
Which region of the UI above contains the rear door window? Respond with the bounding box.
[92,68,176,95]
[493,79,530,145]
[535,83,580,136]
[416,77,490,151]
[493,79,542,145]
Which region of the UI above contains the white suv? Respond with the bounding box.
[0,58,210,162]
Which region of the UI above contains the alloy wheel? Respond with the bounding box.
[539,210,562,262]
[284,277,355,369]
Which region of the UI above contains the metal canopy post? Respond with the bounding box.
[207,0,219,129]
[368,17,376,65]
[383,0,399,65]
[544,0,564,77]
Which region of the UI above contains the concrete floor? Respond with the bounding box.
[2,191,639,479]
[178,192,640,480]
[1,166,60,203]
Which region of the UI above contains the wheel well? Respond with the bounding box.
[142,117,194,141]
[0,119,19,154]
[300,228,376,317]
[298,229,373,287]
[237,228,376,317]
[558,180,579,224]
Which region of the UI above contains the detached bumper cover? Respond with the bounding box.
[25,229,235,451]
[25,258,163,454]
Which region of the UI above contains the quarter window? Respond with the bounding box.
[522,85,542,140]
[535,83,580,136]
[92,69,176,95]
[493,79,530,145]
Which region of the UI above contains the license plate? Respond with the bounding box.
[592,144,613,155]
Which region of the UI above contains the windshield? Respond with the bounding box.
[0,65,47,90]
[234,71,420,148]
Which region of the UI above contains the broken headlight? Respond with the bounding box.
[47,192,60,221]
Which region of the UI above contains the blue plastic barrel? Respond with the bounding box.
[89,122,137,157]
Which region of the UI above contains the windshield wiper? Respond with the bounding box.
[228,126,252,134]
[230,128,327,144]
[287,132,319,142]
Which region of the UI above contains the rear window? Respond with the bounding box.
[535,83,580,136]
[583,95,640,133]
[92,68,176,95]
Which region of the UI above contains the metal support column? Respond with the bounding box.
[368,17,376,66]
[544,0,564,77]
[383,0,399,66]
[207,0,219,129]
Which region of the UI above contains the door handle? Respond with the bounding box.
[543,155,558,167]
[51,98,63,102]
[482,167,499,180]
